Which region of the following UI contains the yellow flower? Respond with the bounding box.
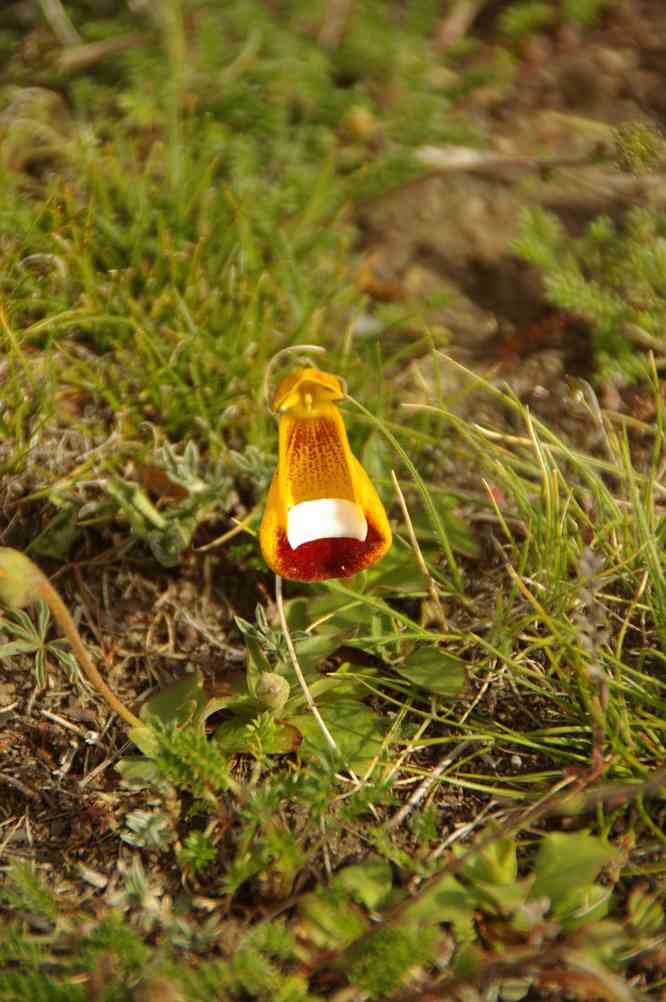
[259,367,392,581]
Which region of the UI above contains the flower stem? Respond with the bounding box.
[274,574,339,756]
[34,571,142,730]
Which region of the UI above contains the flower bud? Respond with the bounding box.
[0,548,41,609]
[255,672,290,715]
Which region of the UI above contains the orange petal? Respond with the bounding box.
[278,405,356,509]
[272,367,344,413]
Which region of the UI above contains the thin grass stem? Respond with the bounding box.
[391,469,447,629]
[275,574,339,756]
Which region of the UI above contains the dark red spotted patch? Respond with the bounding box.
[276,520,385,581]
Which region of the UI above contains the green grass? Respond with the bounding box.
[1,2,666,1000]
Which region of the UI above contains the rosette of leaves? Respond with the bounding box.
[119,616,385,783]
[105,441,235,567]
[0,598,78,688]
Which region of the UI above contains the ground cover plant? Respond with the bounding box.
[2,1,666,999]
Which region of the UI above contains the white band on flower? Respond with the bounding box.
[287,499,368,550]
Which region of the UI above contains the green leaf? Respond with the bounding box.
[531,832,616,915]
[145,522,195,568]
[2,862,56,922]
[498,1,555,40]
[348,925,440,1000]
[0,609,38,641]
[244,634,272,693]
[105,478,193,567]
[579,918,633,968]
[453,941,483,977]
[298,888,368,949]
[284,597,310,632]
[128,726,159,758]
[305,664,374,705]
[116,756,169,789]
[106,477,168,532]
[553,883,614,930]
[198,693,243,722]
[473,878,531,918]
[213,715,300,755]
[0,640,40,657]
[394,647,466,697]
[293,626,349,679]
[291,700,384,772]
[51,649,79,678]
[403,873,476,942]
[35,599,50,638]
[457,835,517,886]
[627,884,664,935]
[306,592,378,631]
[408,507,479,561]
[140,671,208,728]
[333,857,393,910]
[362,546,428,595]
[27,504,79,560]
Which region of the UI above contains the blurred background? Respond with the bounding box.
[2,0,663,414]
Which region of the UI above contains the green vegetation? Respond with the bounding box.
[1,2,666,1000]
[498,0,612,38]
[497,2,557,41]
[514,202,666,382]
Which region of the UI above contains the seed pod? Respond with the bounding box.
[255,672,290,715]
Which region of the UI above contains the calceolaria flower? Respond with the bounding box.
[259,367,392,581]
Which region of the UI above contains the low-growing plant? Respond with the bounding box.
[513,203,666,382]
[498,0,612,39]
[1,806,664,1000]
